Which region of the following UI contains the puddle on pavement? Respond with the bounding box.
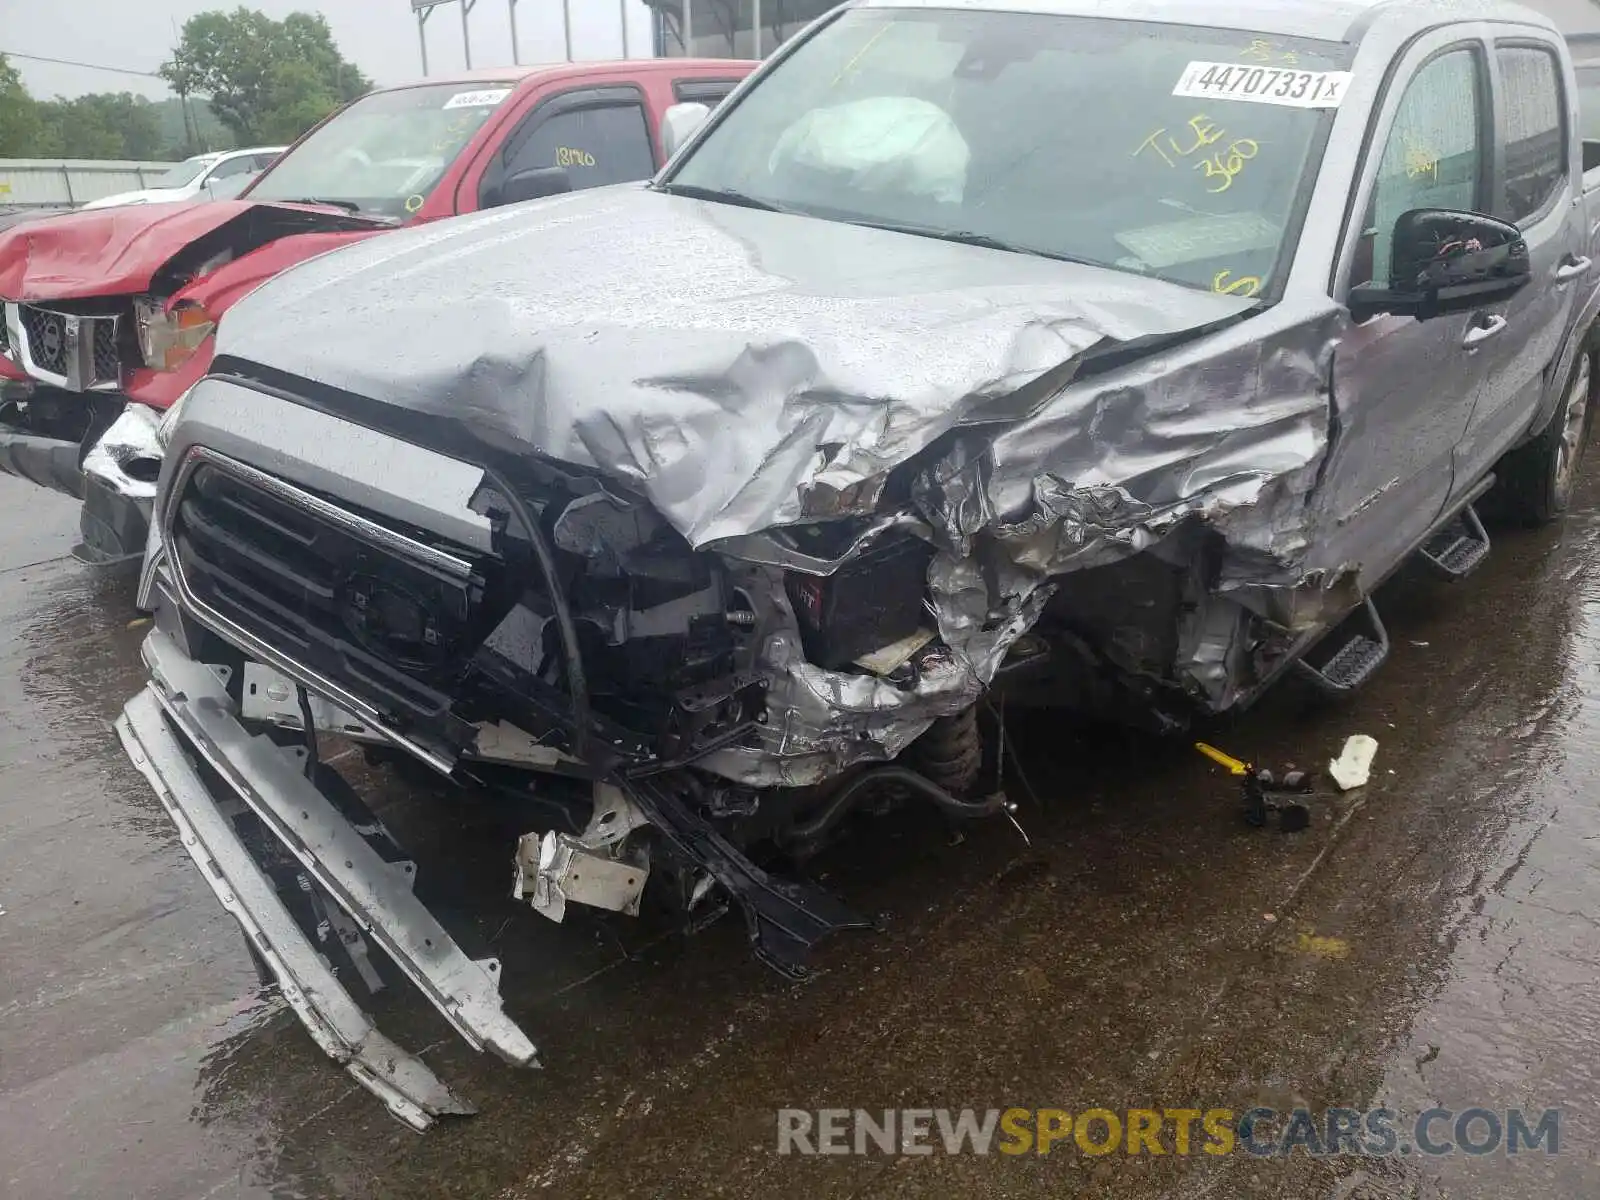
[2,479,1598,1199]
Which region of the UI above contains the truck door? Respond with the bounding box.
[1452,37,1586,487]
[475,86,660,209]
[1323,35,1496,590]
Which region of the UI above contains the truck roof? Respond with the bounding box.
[373,57,754,94]
[865,0,1565,45]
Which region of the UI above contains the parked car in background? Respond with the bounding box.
[0,60,754,564]
[78,147,288,210]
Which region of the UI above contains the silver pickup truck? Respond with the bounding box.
[117,0,1600,1126]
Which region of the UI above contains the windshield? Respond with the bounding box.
[246,82,517,219]
[667,9,1352,297]
[152,158,213,189]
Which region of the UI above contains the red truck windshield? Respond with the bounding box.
[246,82,518,219]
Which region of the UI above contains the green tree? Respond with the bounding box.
[36,94,163,160]
[0,54,46,158]
[160,7,370,145]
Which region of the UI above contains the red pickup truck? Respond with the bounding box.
[0,58,753,562]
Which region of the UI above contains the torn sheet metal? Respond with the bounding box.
[199,184,1352,780]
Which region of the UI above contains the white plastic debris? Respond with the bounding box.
[1328,735,1379,791]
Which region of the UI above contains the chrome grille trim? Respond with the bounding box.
[4,301,123,391]
[161,445,475,775]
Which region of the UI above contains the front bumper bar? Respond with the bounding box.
[117,629,540,1128]
[0,395,155,564]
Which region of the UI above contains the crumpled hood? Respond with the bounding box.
[216,184,1250,547]
[0,199,383,301]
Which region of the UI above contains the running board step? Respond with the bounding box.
[1292,597,1391,695]
[1418,503,1491,582]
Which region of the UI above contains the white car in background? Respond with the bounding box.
[79,147,287,210]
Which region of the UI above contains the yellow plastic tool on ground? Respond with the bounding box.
[1194,741,1251,776]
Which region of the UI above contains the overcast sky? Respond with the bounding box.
[0,0,659,101]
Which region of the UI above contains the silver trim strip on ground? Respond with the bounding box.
[116,688,476,1131]
[140,628,541,1070]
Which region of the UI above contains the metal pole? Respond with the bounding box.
[509,0,520,64]
[461,0,475,69]
[751,0,760,57]
[683,0,692,53]
[418,8,431,75]
[620,0,629,58]
[562,0,573,60]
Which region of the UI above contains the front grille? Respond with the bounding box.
[17,305,121,388]
[19,307,65,376]
[170,458,495,730]
[93,320,119,382]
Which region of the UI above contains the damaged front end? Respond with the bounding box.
[114,172,1362,1124]
[122,379,1029,1125]
[0,202,385,562]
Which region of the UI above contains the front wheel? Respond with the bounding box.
[1494,344,1596,525]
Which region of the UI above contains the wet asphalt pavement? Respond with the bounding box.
[2,469,1599,1200]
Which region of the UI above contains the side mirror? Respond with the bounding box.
[660,102,711,162]
[494,166,573,208]
[1349,209,1531,322]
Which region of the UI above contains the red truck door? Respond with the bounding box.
[457,69,749,213]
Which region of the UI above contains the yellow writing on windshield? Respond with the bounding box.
[405,193,425,213]
[1241,38,1300,65]
[1212,269,1262,297]
[556,146,596,168]
[1135,113,1261,195]
[1133,115,1225,167]
[1195,139,1259,193]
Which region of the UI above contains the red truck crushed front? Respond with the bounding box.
[0,199,389,562]
[119,226,388,409]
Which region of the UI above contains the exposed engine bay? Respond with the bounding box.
[117,176,1369,1129]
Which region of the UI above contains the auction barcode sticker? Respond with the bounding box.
[1173,61,1352,108]
[443,88,512,109]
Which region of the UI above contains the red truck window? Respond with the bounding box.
[507,103,655,187]
[673,78,744,105]
[482,86,658,204]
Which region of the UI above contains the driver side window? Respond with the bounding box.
[1355,48,1485,287]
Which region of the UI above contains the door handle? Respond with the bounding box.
[1556,255,1592,282]
[1461,314,1507,349]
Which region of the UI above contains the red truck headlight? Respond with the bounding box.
[134,298,215,372]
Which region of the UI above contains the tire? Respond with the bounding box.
[1494,344,1596,525]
